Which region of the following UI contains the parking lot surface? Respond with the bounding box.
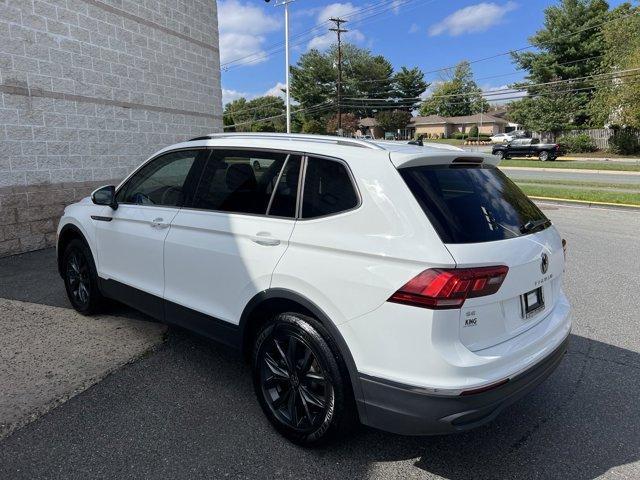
[0,203,638,479]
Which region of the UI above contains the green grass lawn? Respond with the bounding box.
[513,178,640,191]
[500,159,640,172]
[518,184,640,206]
[422,138,466,146]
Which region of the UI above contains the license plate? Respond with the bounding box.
[521,287,544,319]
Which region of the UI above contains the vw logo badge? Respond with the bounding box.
[541,253,549,274]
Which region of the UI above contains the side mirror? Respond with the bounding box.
[91,185,118,210]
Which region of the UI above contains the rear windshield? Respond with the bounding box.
[399,165,549,244]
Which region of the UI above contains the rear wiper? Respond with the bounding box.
[520,218,551,234]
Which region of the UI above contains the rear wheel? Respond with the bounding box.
[539,151,550,162]
[494,151,504,160]
[252,313,356,446]
[62,239,103,314]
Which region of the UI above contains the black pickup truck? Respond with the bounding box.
[492,138,562,161]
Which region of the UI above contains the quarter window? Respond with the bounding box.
[301,157,358,219]
[192,150,295,215]
[116,150,201,207]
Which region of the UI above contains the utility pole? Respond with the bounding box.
[329,17,347,134]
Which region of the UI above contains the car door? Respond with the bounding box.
[163,149,302,338]
[95,149,206,317]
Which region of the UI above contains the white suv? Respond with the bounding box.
[57,133,571,446]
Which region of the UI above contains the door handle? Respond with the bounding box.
[150,217,170,229]
[252,232,280,246]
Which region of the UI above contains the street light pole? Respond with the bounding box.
[271,0,293,133]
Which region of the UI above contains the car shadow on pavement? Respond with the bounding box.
[0,326,637,480]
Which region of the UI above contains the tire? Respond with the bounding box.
[62,238,104,314]
[494,151,504,160]
[539,151,550,162]
[252,313,357,446]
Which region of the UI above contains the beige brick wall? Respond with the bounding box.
[0,0,223,257]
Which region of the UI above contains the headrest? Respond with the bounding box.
[226,163,257,191]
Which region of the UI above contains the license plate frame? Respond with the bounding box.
[520,286,545,319]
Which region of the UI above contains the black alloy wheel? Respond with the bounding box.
[62,239,103,314]
[67,249,91,307]
[252,313,357,446]
[260,330,330,432]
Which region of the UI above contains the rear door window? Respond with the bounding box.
[301,157,358,219]
[400,165,549,243]
[192,150,295,215]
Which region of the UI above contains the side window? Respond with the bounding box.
[116,150,200,207]
[192,149,292,215]
[268,156,301,218]
[301,157,358,219]
[531,138,540,145]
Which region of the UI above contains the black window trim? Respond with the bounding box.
[114,146,362,221]
[114,146,210,208]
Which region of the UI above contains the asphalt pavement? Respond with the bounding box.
[502,166,640,186]
[0,203,639,479]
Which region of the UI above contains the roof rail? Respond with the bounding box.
[187,132,385,150]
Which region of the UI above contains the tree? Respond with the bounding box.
[223,96,286,132]
[290,44,422,121]
[507,87,583,136]
[301,118,326,134]
[326,113,359,135]
[419,61,488,117]
[511,0,610,128]
[589,3,640,128]
[393,67,429,111]
[375,110,412,133]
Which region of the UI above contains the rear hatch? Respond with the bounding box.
[399,161,565,351]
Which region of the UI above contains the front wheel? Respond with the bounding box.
[539,151,550,162]
[252,313,357,446]
[62,239,104,314]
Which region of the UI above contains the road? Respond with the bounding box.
[0,204,639,479]
[502,166,640,186]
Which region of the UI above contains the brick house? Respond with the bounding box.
[407,113,511,138]
[0,0,223,257]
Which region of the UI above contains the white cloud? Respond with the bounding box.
[428,1,518,37]
[482,84,527,104]
[222,88,250,105]
[408,23,420,34]
[264,82,286,98]
[307,3,365,51]
[391,0,403,14]
[218,0,280,66]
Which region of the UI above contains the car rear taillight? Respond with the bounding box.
[388,266,509,310]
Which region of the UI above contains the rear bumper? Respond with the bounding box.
[358,335,569,436]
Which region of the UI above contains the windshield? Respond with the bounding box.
[399,164,550,244]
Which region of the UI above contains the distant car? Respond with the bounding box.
[490,133,514,143]
[492,138,562,161]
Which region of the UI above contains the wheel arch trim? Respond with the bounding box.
[57,222,95,277]
[239,288,368,422]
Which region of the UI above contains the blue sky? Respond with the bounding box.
[218,0,627,105]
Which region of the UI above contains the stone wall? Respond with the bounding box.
[0,0,222,256]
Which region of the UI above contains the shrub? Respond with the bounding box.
[609,128,640,155]
[302,119,326,134]
[451,132,468,140]
[468,125,479,138]
[557,133,597,153]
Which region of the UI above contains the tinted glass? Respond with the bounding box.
[400,165,549,244]
[192,150,291,215]
[302,157,358,218]
[268,156,301,218]
[116,150,199,207]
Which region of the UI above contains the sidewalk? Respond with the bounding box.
[0,248,167,439]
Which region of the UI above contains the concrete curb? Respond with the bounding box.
[531,196,640,210]
[501,166,640,176]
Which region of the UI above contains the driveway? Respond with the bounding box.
[0,203,639,479]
